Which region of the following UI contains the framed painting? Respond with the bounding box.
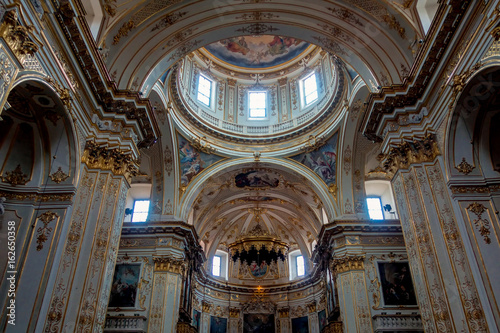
[291,316,309,333]
[318,309,327,332]
[378,262,417,306]
[243,313,275,333]
[248,260,268,278]
[108,264,141,308]
[235,170,280,188]
[210,316,227,333]
[193,309,201,331]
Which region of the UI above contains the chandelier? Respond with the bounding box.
[229,223,288,265]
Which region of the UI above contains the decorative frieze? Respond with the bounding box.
[82,141,138,178]
[373,314,422,332]
[383,133,439,173]
[331,255,365,273]
[153,257,186,274]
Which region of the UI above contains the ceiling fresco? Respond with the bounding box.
[203,35,311,69]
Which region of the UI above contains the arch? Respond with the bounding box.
[101,1,416,92]
[178,157,339,222]
[1,77,79,189]
[446,65,500,180]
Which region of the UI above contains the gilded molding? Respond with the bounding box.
[190,135,216,154]
[0,10,39,61]
[82,141,138,178]
[451,184,500,194]
[449,62,484,110]
[153,257,186,274]
[301,135,325,153]
[383,133,439,173]
[202,300,213,313]
[491,26,500,41]
[467,203,491,244]
[0,190,74,201]
[229,307,240,318]
[1,164,28,185]
[49,167,70,183]
[278,307,289,318]
[113,20,135,45]
[455,158,475,175]
[36,211,59,251]
[331,255,365,273]
[306,301,316,313]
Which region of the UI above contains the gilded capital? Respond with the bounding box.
[153,257,186,274]
[278,307,290,318]
[202,300,213,313]
[0,10,39,61]
[331,255,365,273]
[383,133,439,173]
[82,141,138,179]
[229,307,240,318]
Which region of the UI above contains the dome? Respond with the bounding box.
[167,36,345,154]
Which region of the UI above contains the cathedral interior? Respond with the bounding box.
[0,0,499,332]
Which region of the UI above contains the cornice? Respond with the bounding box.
[362,0,473,142]
[54,2,159,148]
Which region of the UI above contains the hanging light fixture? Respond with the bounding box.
[228,222,288,266]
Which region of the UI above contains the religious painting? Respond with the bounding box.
[204,35,310,69]
[318,309,327,332]
[291,316,309,333]
[243,313,275,333]
[178,134,223,187]
[210,316,227,333]
[193,309,200,331]
[290,132,338,186]
[378,262,417,306]
[235,170,280,188]
[248,260,268,278]
[108,264,141,308]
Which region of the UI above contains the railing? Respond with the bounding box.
[103,315,147,332]
[372,314,423,332]
[177,321,198,333]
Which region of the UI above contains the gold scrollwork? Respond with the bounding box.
[1,164,28,185]
[0,10,39,61]
[36,211,59,251]
[229,307,240,318]
[152,257,186,274]
[455,158,475,175]
[49,167,70,183]
[467,202,491,244]
[82,141,138,179]
[383,133,440,173]
[331,255,365,273]
[278,307,289,318]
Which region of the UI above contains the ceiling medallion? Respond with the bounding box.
[49,167,70,183]
[236,23,278,35]
[229,223,288,269]
[2,164,29,186]
[455,157,474,175]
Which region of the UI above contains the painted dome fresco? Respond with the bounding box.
[202,35,312,69]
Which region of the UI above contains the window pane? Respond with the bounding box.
[303,73,318,105]
[296,255,305,276]
[197,75,212,106]
[212,256,221,276]
[367,197,384,220]
[249,92,266,118]
[132,200,150,222]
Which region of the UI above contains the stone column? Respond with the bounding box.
[39,142,136,332]
[387,135,488,332]
[147,257,186,332]
[278,307,290,333]
[332,256,372,333]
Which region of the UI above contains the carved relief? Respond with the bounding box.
[1,164,28,185]
[49,167,70,183]
[82,141,138,179]
[0,10,39,61]
[467,202,491,244]
[455,157,475,175]
[331,255,364,273]
[383,133,439,173]
[153,257,186,274]
[36,211,58,251]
